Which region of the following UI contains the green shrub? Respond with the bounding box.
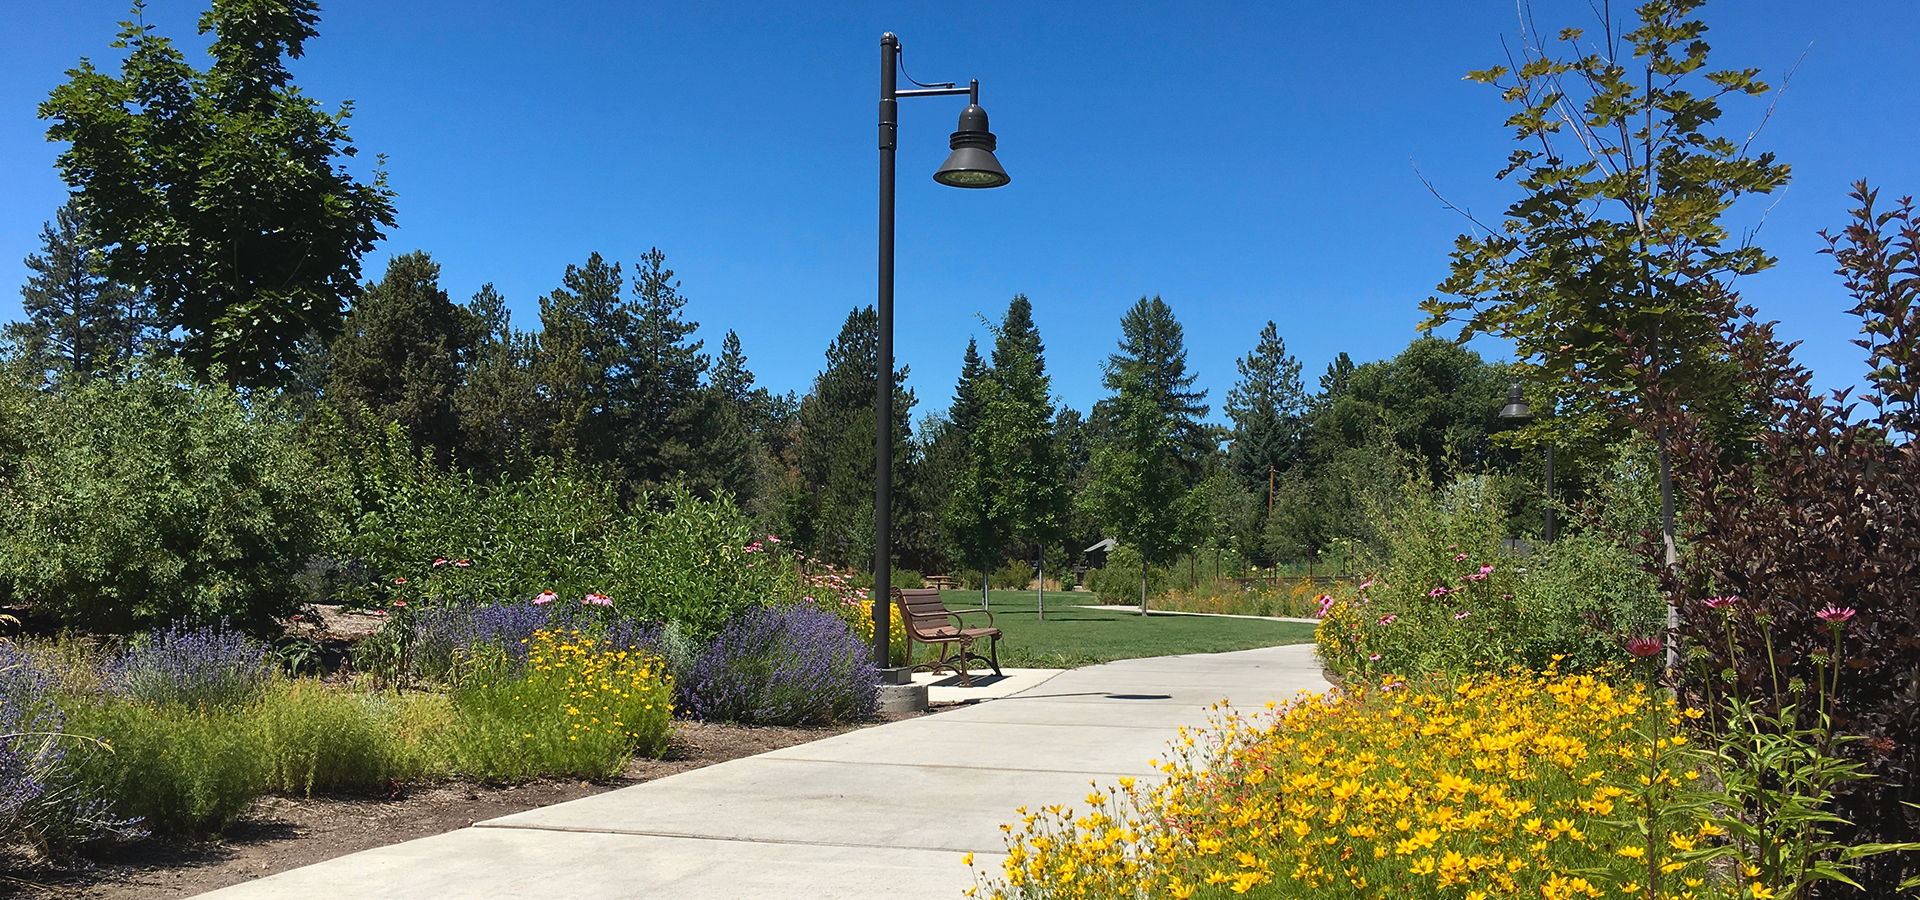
[1087,545,1167,605]
[257,682,441,796]
[988,559,1034,590]
[62,699,266,836]
[0,358,342,632]
[449,629,673,782]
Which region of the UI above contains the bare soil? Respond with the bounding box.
[3,717,921,899]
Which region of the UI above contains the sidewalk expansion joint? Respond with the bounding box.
[470,822,988,856]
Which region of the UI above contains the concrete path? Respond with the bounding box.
[1075,604,1323,624]
[199,643,1329,900]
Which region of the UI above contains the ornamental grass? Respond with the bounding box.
[974,666,1723,900]
[450,627,674,782]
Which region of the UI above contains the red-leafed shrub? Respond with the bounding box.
[1664,183,1920,897]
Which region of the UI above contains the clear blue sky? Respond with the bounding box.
[3,1,1916,421]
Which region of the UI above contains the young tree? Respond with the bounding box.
[793,307,915,567]
[41,0,396,388]
[1225,321,1308,497]
[6,199,159,383]
[1418,0,1790,574]
[1085,367,1200,612]
[326,252,479,463]
[983,295,1067,596]
[942,337,1006,594]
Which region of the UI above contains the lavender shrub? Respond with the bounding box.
[680,605,877,726]
[1,641,137,854]
[108,620,270,708]
[411,600,656,683]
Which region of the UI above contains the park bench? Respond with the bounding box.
[891,587,1002,687]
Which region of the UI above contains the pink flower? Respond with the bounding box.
[392,600,407,607]
[374,610,388,617]
[291,614,303,621]
[454,558,472,567]
[432,557,448,568]
[1368,653,1382,661]
[583,593,612,607]
[768,535,781,544]
[534,590,557,605]
[1378,614,1398,625]
[1626,636,1663,658]
[1704,595,1739,611]
[1357,580,1375,591]
[1428,587,1450,597]
[1816,606,1856,625]
[1479,564,1494,575]
[1314,594,1335,617]
[1454,610,1471,620]
[1453,553,1469,562]
[1465,573,1486,581]
[393,577,407,585]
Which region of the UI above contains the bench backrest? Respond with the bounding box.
[892,587,955,638]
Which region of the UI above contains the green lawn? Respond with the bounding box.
[921,589,1317,669]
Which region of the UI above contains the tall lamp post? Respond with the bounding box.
[1498,383,1554,543]
[873,33,1010,670]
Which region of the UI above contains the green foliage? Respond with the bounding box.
[1422,0,1788,454]
[40,0,397,388]
[792,306,916,568]
[62,699,267,836]
[1087,545,1168,606]
[1097,296,1211,481]
[989,559,1035,591]
[1084,364,1207,599]
[3,199,159,385]
[327,251,480,463]
[448,632,673,782]
[1225,321,1308,493]
[0,358,341,632]
[257,682,442,796]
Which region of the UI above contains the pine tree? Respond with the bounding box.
[981,295,1066,579]
[326,251,479,461]
[453,283,540,472]
[1226,321,1308,494]
[1085,366,1201,611]
[530,253,626,465]
[6,199,158,383]
[1099,296,1211,484]
[793,307,915,567]
[617,248,709,491]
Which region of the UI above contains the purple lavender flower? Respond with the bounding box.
[680,605,878,726]
[108,619,270,708]
[1,642,62,830]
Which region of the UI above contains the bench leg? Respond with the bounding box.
[955,638,973,688]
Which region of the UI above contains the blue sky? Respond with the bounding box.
[3,1,1916,422]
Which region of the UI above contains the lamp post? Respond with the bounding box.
[874,33,1009,670]
[1498,383,1554,543]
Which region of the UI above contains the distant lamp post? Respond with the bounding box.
[873,33,1009,671]
[1498,383,1554,543]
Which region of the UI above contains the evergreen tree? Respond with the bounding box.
[1318,352,1355,404]
[41,0,396,388]
[1225,321,1308,494]
[1099,296,1210,483]
[530,253,626,465]
[981,295,1066,577]
[326,252,478,462]
[6,199,158,383]
[793,307,915,567]
[617,248,709,491]
[1084,366,1200,610]
[453,284,540,472]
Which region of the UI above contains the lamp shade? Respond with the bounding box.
[933,103,1009,188]
[1498,383,1531,420]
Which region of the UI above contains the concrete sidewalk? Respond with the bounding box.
[199,643,1330,900]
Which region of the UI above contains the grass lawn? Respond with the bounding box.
[925,589,1318,669]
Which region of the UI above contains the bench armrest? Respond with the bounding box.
[945,607,998,629]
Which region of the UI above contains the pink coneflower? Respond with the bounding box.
[1465,573,1487,581]
[1368,653,1382,661]
[533,590,557,605]
[1314,594,1335,617]
[373,610,388,617]
[1428,587,1451,597]
[291,614,303,621]
[432,557,449,568]
[1358,580,1375,591]
[392,600,407,607]
[1453,553,1469,562]
[768,535,781,544]
[583,593,612,607]
[1704,595,1739,611]
[1479,564,1494,575]
[1378,614,1398,625]
[1626,636,1663,658]
[1454,610,1471,620]
[393,577,407,585]
[454,558,472,567]
[1816,606,1856,625]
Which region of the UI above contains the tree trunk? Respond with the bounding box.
[1037,558,1045,622]
[1657,425,1680,672]
[1139,565,1148,615]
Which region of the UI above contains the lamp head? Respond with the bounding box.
[1498,383,1531,420]
[933,103,1009,188]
